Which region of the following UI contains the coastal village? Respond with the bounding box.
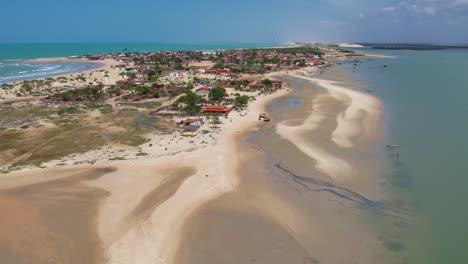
[0,45,334,172]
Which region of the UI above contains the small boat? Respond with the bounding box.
[386,144,401,148]
[258,113,266,120]
[384,64,388,68]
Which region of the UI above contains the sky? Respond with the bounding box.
[2,0,468,44]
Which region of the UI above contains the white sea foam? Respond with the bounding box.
[0,61,98,83]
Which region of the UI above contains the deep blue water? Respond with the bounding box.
[0,42,277,61]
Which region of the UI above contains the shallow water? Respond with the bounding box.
[346,48,468,263]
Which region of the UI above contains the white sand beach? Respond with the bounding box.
[0,86,290,264]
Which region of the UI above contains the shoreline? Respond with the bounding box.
[174,67,389,263]
[0,84,292,264]
[0,58,108,84]
[0,45,389,263]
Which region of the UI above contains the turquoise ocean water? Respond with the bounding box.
[346,48,468,263]
[0,42,275,83]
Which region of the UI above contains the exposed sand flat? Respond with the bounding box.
[363,53,397,59]
[0,87,290,264]
[274,74,381,181]
[289,73,382,148]
[0,167,115,264]
[0,68,386,264]
[176,73,389,264]
[277,120,353,180]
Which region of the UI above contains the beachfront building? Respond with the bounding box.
[185,118,204,127]
[179,118,205,132]
[201,105,232,114]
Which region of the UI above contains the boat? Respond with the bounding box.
[386,144,401,148]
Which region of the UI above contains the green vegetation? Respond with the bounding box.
[178,91,202,115]
[85,103,113,114]
[0,102,173,168]
[105,109,168,147]
[208,86,227,101]
[3,122,106,168]
[186,82,194,90]
[118,101,162,109]
[210,119,222,125]
[135,85,152,95]
[109,156,126,160]
[60,86,103,101]
[235,95,250,106]
[58,106,82,115]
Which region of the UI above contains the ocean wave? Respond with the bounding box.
[32,65,61,72]
[0,61,101,83]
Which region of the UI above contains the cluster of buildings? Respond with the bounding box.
[44,46,327,114]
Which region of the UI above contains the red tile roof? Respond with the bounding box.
[201,105,232,113]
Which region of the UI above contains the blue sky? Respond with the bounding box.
[2,0,468,43]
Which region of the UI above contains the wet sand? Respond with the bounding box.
[0,86,290,264]
[0,165,199,264]
[0,167,115,264]
[175,68,398,264]
[0,66,399,264]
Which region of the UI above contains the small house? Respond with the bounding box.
[185,118,204,127]
[195,87,210,95]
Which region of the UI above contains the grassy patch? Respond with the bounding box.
[0,104,173,167]
[118,101,162,109]
[111,133,147,147]
[109,156,126,160]
[0,108,54,126]
[0,129,24,153]
[3,122,106,168]
[85,103,113,114]
[58,106,82,115]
